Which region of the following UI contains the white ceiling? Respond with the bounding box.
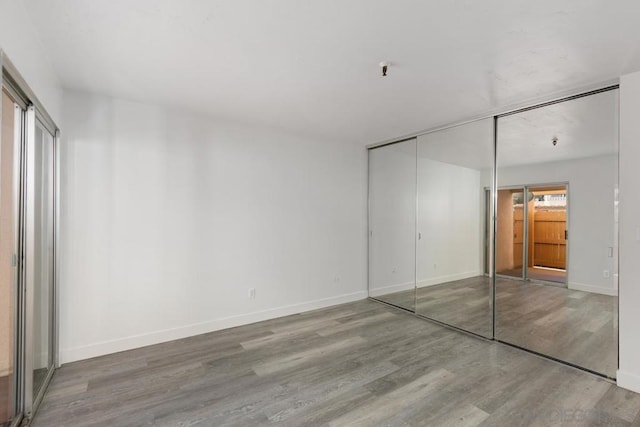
[418,118,494,170]
[414,89,617,169]
[24,0,640,144]
[497,88,618,167]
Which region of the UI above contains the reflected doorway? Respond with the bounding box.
[494,184,568,286]
[495,188,525,280]
[528,185,567,284]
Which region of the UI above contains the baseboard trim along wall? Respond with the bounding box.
[417,271,480,288]
[568,281,618,296]
[371,277,616,297]
[59,290,368,364]
[617,370,640,393]
[369,271,482,298]
[369,281,414,297]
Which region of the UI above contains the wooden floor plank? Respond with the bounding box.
[32,299,638,426]
[376,275,618,377]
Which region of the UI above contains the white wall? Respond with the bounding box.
[58,90,367,363]
[483,154,618,295]
[416,158,482,286]
[618,71,640,393]
[369,119,492,297]
[368,140,416,296]
[0,0,62,123]
[416,118,493,288]
[369,143,485,296]
[368,153,485,296]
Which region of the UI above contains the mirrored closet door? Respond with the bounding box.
[415,119,494,338]
[495,88,619,378]
[368,139,416,312]
[368,85,619,380]
[26,118,56,410]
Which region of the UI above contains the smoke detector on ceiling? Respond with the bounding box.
[379,61,390,77]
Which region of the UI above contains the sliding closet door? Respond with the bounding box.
[495,88,619,378]
[368,139,416,311]
[25,116,56,411]
[415,119,494,337]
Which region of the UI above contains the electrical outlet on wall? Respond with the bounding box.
[248,288,256,299]
[603,270,610,278]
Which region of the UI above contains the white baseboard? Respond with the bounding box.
[35,351,48,370]
[369,281,414,297]
[569,282,618,296]
[417,271,481,288]
[617,370,640,393]
[368,272,481,297]
[59,290,367,364]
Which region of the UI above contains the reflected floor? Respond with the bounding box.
[498,267,567,284]
[32,299,640,426]
[373,276,618,378]
[496,277,617,378]
[33,368,49,399]
[417,276,493,338]
[373,276,492,337]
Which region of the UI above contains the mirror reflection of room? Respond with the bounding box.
[529,186,567,283]
[495,89,618,378]
[368,139,417,312]
[415,118,494,338]
[31,124,55,402]
[368,88,619,379]
[496,185,568,285]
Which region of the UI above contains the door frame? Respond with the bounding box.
[1,50,60,425]
[1,86,27,427]
[23,110,58,417]
[526,183,570,287]
[493,182,570,287]
[494,185,527,280]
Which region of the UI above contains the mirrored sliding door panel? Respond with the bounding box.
[30,121,55,403]
[495,88,619,378]
[368,139,416,311]
[415,119,494,337]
